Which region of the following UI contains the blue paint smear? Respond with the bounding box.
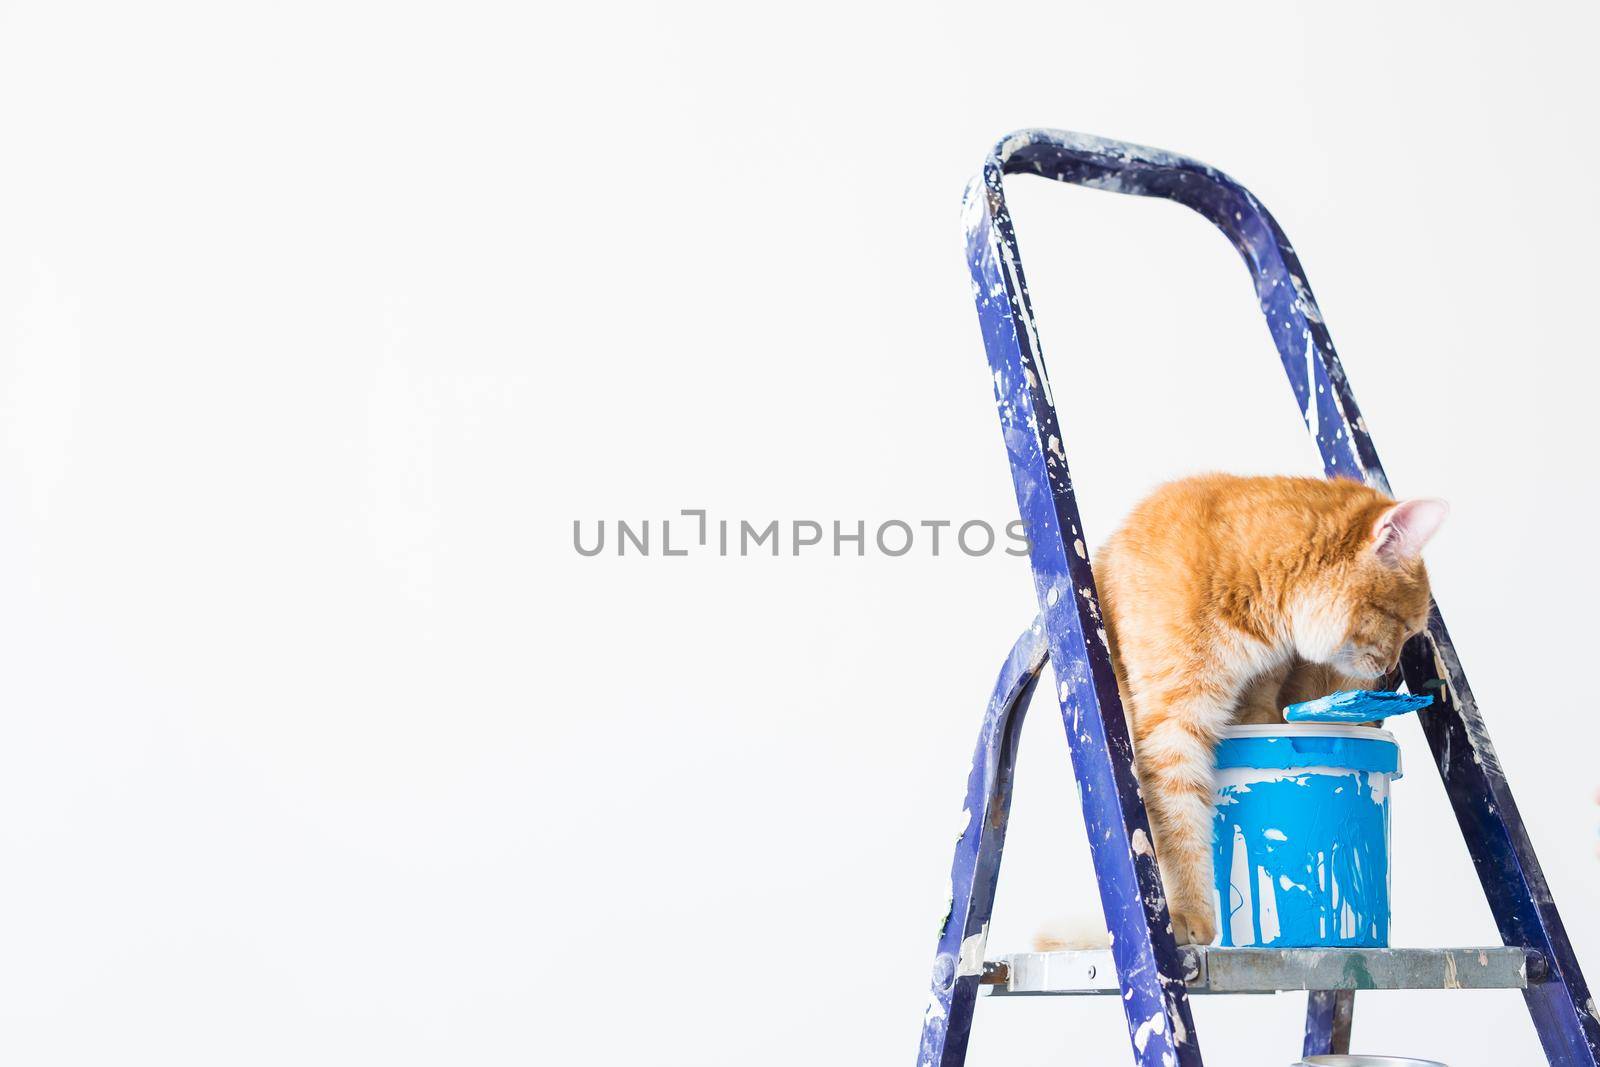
[1212,729,1400,947]
[1212,770,1391,947]
[1283,688,1432,723]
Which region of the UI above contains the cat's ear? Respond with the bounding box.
[1372,498,1449,564]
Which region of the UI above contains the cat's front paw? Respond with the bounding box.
[1169,906,1216,946]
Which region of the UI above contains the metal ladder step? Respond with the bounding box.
[983,947,1542,996]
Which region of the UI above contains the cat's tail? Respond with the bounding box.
[1031,916,1111,952]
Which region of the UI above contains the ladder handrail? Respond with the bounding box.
[962,131,1206,1066]
[975,129,1379,486]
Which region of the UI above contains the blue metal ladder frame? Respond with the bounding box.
[918,130,1600,1067]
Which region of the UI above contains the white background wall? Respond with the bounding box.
[1,3,1596,1064]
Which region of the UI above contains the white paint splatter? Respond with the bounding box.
[1257,867,1280,943]
[1228,825,1252,946]
[1133,1011,1166,1053]
[1304,328,1320,439]
[956,922,989,977]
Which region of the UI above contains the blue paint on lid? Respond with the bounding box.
[1215,733,1401,777]
[1283,688,1433,724]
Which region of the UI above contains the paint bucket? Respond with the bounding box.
[1212,724,1401,948]
[1296,1058,1447,1066]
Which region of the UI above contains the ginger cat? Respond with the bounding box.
[1095,474,1446,945]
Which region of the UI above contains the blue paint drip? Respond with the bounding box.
[1283,688,1433,724]
[1212,730,1399,948]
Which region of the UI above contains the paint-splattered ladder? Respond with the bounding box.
[918,130,1600,1067]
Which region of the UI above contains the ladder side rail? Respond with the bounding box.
[1401,626,1599,1065]
[1303,989,1355,1059]
[918,623,1047,1067]
[966,157,1203,1067]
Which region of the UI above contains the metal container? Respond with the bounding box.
[1298,1057,1449,1066]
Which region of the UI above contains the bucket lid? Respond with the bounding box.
[1223,724,1398,742]
[1216,724,1402,779]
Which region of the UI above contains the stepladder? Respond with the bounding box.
[917,130,1600,1067]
